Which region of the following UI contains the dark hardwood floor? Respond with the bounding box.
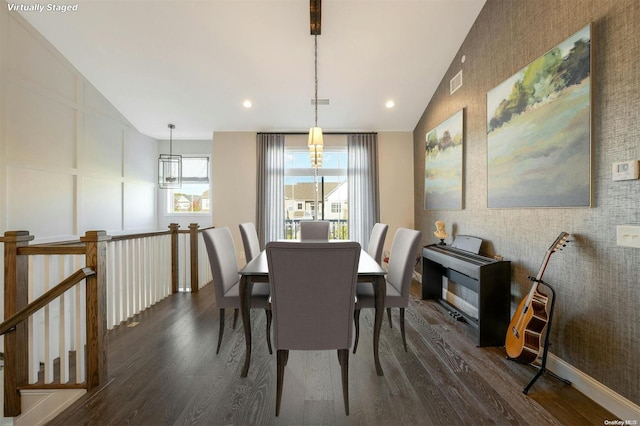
[49,281,614,425]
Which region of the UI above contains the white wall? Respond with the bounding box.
[211,132,257,265]
[211,131,415,265]
[378,132,415,254]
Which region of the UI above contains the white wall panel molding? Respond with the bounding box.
[80,176,122,233]
[7,13,76,104]
[81,112,124,177]
[82,81,132,126]
[123,182,156,232]
[124,127,157,181]
[6,166,76,240]
[5,75,80,112]
[1,8,159,241]
[6,82,77,169]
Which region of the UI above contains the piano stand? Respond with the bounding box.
[519,280,572,394]
[422,244,511,347]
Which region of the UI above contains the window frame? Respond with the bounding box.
[164,155,211,216]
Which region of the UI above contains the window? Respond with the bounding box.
[167,157,210,214]
[284,144,348,239]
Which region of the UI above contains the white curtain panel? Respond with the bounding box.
[257,133,285,245]
[348,133,380,248]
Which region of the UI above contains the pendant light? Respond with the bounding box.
[158,123,182,189]
[308,0,323,169]
[309,0,323,220]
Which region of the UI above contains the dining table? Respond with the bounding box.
[238,245,387,378]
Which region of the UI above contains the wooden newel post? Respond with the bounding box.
[189,223,199,293]
[169,223,180,293]
[1,231,34,417]
[80,230,110,390]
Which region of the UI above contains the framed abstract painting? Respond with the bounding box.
[486,24,592,208]
[424,109,464,210]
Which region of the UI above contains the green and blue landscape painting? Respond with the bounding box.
[487,24,591,208]
[424,109,463,210]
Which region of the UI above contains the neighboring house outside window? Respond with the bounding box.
[175,195,192,211]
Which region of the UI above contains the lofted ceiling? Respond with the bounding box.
[15,0,486,140]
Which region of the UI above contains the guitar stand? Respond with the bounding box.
[522,279,572,394]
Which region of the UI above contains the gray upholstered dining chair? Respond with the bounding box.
[266,241,361,416]
[353,228,422,353]
[367,223,389,264]
[239,222,261,262]
[299,220,330,240]
[365,222,390,327]
[202,227,272,355]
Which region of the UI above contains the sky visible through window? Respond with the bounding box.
[175,184,206,196]
[284,149,347,184]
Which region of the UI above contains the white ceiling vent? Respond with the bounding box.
[450,70,463,95]
[311,98,330,105]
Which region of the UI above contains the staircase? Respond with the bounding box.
[1,356,85,426]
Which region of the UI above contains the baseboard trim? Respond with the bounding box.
[546,353,640,422]
[15,389,86,426]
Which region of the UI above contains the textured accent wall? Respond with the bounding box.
[413,0,639,405]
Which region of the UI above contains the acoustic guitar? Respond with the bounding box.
[505,232,570,363]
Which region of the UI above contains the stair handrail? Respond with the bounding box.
[0,267,95,336]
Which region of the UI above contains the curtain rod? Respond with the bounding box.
[257,131,377,136]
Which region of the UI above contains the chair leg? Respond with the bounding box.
[400,307,407,352]
[216,308,225,354]
[353,309,361,354]
[387,307,393,328]
[338,349,350,415]
[232,308,239,329]
[265,309,273,355]
[276,350,289,416]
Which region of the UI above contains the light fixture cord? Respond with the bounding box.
[168,123,175,157]
[314,34,318,127]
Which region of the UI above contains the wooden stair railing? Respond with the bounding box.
[0,267,95,395]
[0,268,95,336]
[1,230,109,417]
[0,224,213,417]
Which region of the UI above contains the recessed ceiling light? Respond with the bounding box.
[243,100,252,108]
[385,100,395,109]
